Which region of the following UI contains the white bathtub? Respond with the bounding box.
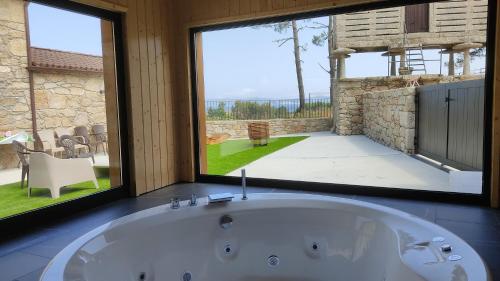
[40,193,490,281]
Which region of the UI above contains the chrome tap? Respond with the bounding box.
[170,198,180,209]
[241,169,247,200]
[189,193,197,206]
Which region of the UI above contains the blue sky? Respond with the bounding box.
[28,3,102,56]
[27,3,486,100]
[202,19,486,100]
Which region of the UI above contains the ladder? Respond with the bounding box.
[401,23,427,75]
[406,44,427,74]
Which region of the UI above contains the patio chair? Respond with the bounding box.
[34,129,64,157]
[59,135,95,164]
[74,126,92,146]
[28,152,98,199]
[91,125,108,154]
[54,127,88,153]
[11,141,43,189]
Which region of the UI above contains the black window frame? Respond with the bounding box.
[0,0,130,233]
[189,0,497,206]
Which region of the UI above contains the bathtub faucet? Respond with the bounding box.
[241,169,247,200]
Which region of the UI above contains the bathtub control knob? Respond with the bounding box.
[440,244,452,253]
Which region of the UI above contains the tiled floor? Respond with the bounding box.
[1,183,499,281]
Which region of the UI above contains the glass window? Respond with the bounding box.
[0,1,123,218]
[195,1,489,195]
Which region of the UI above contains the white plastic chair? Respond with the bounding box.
[28,152,98,199]
[35,130,64,157]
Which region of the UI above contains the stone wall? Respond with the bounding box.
[363,88,416,153]
[33,70,106,130]
[206,118,332,139]
[333,74,484,136]
[0,0,31,134]
[334,76,407,135]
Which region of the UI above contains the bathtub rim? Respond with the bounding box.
[39,193,492,281]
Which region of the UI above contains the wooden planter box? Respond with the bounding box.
[247,121,269,146]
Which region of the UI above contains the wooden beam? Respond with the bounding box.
[123,0,146,196]
[195,34,208,174]
[145,0,162,190]
[101,19,122,187]
[162,0,177,184]
[23,2,37,137]
[71,0,128,12]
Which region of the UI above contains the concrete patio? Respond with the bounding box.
[227,132,481,193]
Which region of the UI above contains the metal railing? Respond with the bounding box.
[206,97,331,121]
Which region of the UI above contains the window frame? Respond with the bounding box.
[0,0,131,232]
[189,0,497,206]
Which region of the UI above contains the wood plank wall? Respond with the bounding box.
[81,0,178,195]
[126,0,178,195]
[77,0,499,205]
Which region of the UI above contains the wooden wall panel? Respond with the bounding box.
[121,0,178,195]
[122,0,146,195]
[136,0,154,192]
[152,0,167,187]
[162,0,177,183]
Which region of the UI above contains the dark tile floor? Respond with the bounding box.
[1,183,500,281]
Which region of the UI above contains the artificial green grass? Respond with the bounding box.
[207,136,308,175]
[0,178,111,219]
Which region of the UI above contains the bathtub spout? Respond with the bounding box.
[242,169,247,200]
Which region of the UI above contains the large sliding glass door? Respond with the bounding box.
[191,0,493,202]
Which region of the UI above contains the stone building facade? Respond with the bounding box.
[0,0,32,133]
[33,70,105,130]
[363,88,416,154]
[0,0,106,135]
[332,0,488,78]
[336,1,487,51]
[333,74,483,137]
